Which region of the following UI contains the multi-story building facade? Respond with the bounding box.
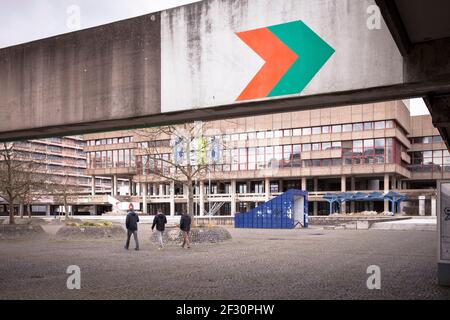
[83,100,445,217]
[0,136,114,215]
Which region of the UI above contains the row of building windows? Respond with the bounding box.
[409,150,450,172]
[87,149,136,169]
[86,136,133,147]
[410,135,443,144]
[134,138,400,174]
[216,120,396,142]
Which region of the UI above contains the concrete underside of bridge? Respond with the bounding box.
[0,0,449,144]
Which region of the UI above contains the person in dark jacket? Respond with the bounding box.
[152,209,167,249]
[180,212,192,249]
[125,204,140,251]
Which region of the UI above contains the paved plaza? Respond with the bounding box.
[1,226,449,300]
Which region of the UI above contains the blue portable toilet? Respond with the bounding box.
[235,189,308,229]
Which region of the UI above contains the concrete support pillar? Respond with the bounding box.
[91,176,96,196]
[129,179,133,196]
[279,180,284,193]
[341,176,346,214]
[391,176,397,190]
[431,196,437,217]
[231,180,237,217]
[170,181,175,217]
[301,177,307,191]
[419,195,426,216]
[350,177,356,213]
[199,181,205,216]
[112,175,118,196]
[19,204,24,217]
[313,178,319,216]
[384,174,390,213]
[159,184,165,196]
[265,178,270,201]
[142,183,148,215]
[46,205,51,217]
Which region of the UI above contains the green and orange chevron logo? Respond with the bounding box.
[236,20,335,101]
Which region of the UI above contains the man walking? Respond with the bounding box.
[125,204,140,251]
[180,212,192,249]
[152,209,167,250]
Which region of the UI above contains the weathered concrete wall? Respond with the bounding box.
[0,13,161,132]
[161,0,404,112]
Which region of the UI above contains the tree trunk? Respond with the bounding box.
[187,181,194,217]
[28,204,32,219]
[8,203,15,225]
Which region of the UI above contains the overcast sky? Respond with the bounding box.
[0,0,429,116]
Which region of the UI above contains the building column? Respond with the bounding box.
[391,176,397,190]
[231,180,237,217]
[19,204,24,217]
[350,177,356,213]
[159,184,164,196]
[314,178,319,215]
[265,178,271,201]
[46,205,51,217]
[279,180,284,193]
[170,181,175,217]
[91,176,96,196]
[142,183,148,215]
[129,179,133,196]
[341,176,346,214]
[419,195,426,216]
[301,177,307,191]
[112,175,118,197]
[384,174,390,213]
[199,181,205,216]
[431,196,437,217]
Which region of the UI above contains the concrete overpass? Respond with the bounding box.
[0,0,449,145]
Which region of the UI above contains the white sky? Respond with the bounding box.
[0,0,430,116]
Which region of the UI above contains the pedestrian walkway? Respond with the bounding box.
[370,217,436,231]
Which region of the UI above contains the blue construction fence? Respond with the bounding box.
[235,189,308,229]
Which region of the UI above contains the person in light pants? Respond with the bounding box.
[152,209,167,249]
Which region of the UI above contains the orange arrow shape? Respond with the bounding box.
[236,27,298,101]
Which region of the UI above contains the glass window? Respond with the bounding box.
[266,131,274,139]
[312,143,321,151]
[283,129,292,137]
[283,145,292,168]
[293,129,302,136]
[231,134,239,141]
[332,125,342,133]
[322,126,330,134]
[274,130,283,138]
[312,159,321,167]
[303,128,311,136]
[292,145,301,167]
[113,138,118,144]
[302,144,312,152]
[303,160,312,167]
[248,132,256,140]
[257,131,265,139]
[386,120,394,129]
[312,127,321,135]
[332,158,342,166]
[364,122,373,130]
[322,159,331,166]
[353,123,363,131]
[322,142,332,150]
[342,124,352,132]
[433,136,443,143]
[332,141,342,149]
[374,121,385,129]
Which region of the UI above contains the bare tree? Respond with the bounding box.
[134,122,223,216]
[46,175,80,219]
[0,142,47,224]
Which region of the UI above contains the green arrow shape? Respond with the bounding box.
[268,21,335,97]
